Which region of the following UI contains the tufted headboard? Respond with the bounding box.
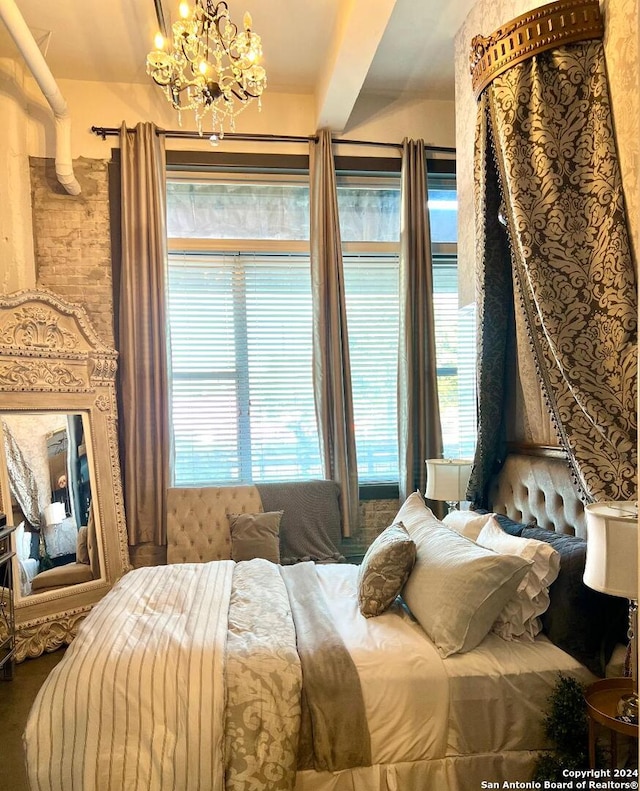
[487,448,586,538]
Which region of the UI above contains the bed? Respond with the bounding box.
[23,452,629,791]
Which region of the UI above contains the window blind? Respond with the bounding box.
[343,255,400,482]
[168,254,322,485]
[166,168,476,487]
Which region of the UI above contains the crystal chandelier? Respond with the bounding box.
[146,0,266,140]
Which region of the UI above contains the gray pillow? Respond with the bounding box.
[520,526,628,675]
[228,511,283,564]
[357,522,416,618]
[402,521,532,657]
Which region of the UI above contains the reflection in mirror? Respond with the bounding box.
[2,412,100,599]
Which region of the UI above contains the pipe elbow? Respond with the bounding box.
[55,167,82,196]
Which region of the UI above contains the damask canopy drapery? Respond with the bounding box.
[469,0,637,505]
[2,419,40,527]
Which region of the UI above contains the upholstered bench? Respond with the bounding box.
[167,479,345,565]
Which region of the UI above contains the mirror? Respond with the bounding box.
[0,290,130,660]
[2,412,99,600]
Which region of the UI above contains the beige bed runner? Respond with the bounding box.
[280,561,372,772]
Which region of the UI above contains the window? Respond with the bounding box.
[166,161,475,487]
[168,254,321,486]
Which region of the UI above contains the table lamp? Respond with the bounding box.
[44,502,66,526]
[584,501,638,722]
[425,459,472,513]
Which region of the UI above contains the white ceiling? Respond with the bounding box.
[0,0,477,130]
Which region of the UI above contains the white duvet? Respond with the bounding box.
[24,561,596,791]
[25,562,234,791]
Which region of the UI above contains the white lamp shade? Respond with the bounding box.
[584,501,638,599]
[425,459,472,502]
[44,501,66,526]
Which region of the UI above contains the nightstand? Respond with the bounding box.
[585,678,638,769]
[0,519,16,680]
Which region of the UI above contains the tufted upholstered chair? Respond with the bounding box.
[166,485,263,564]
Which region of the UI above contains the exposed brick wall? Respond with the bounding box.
[359,497,400,546]
[340,497,401,558]
[30,156,114,347]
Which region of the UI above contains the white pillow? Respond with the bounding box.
[14,521,31,562]
[476,516,561,641]
[443,509,493,540]
[394,491,441,535]
[402,521,532,657]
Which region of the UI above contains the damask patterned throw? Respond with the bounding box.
[224,559,302,791]
[225,559,372,787]
[472,13,637,503]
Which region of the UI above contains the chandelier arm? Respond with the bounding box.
[229,84,259,101]
[228,85,247,101]
[211,1,229,17]
[214,14,238,45]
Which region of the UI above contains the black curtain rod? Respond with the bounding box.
[90,126,455,154]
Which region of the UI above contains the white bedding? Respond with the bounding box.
[444,631,595,755]
[24,561,596,791]
[295,565,596,791]
[18,557,39,596]
[41,516,77,558]
[312,564,449,764]
[25,562,234,791]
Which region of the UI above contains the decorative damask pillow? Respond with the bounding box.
[228,511,283,564]
[357,522,416,618]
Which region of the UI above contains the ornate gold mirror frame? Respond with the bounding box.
[0,290,130,660]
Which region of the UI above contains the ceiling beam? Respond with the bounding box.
[314,0,399,133]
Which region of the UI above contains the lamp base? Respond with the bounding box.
[617,692,638,724]
[445,501,459,514]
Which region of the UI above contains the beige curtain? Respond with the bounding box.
[398,139,443,503]
[119,122,170,545]
[309,129,359,536]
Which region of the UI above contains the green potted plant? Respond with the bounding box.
[533,673,602,780]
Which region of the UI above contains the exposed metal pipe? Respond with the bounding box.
[0,0,81,195]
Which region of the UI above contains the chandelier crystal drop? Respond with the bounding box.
[146,0,266,138]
